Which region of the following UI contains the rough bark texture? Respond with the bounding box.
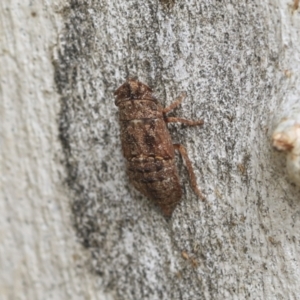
[1,0,300,299]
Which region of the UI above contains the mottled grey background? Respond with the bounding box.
[53,0,300,299]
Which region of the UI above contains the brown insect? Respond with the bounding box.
[114,78,205,217]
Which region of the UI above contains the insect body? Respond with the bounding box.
[114,79,205,217]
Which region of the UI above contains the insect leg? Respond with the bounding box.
[163,92,204,126]
[163,92,186,114]
[173,144,206,201]
[165,117,204,126]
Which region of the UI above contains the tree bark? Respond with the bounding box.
[1,0,300,299]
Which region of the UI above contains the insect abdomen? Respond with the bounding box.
[127,157,182,216]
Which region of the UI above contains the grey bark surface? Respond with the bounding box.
[1,0,300,299]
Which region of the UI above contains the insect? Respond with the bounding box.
[114,78,205,217]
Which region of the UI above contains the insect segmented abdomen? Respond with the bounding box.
[128,157,182,217]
